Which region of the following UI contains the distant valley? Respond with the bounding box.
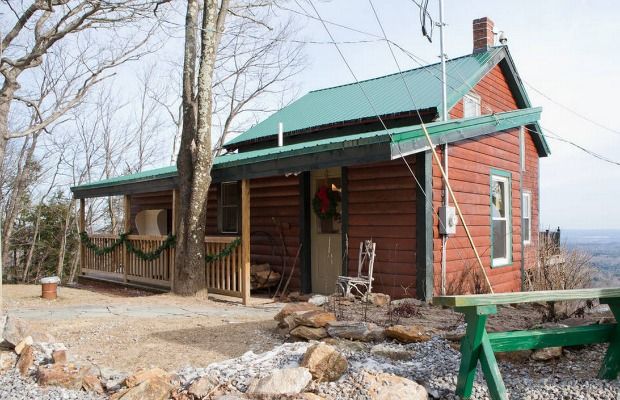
[563,229,620,287]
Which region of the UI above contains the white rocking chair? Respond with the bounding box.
[336,240,376,297]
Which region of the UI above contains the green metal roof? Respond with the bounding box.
[224,47,505,148]
[71,107,543,195]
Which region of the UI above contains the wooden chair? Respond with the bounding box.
[337,240,376,297]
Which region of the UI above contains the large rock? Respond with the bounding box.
[384,325,431,343]
[247,368,312,395]
[16,345,34,376]
[326,321,384,342]
[308,295,329,307]
[82,374,105,394]
[124,367,170,388]
[290,326,328,341]
[531,346,562,361]
[362,372,427,400]
[366,293,390,307]
[293,311,336,328]
[300,343,348,382]
[274,304,320,323]
[38,363,86,389]
[115,376,173,400]
[15,336,33,355]
[0,351,17,372]
[2,315,55,348]
[188,375,219,399]
[370,344,414,361]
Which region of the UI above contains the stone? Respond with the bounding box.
[366,293,391,307]
[82,374,105,394]
[16,345,34,376]
[274,303,320,323]
[443,331,465,342]
[282,312,306,331]
[124,367,170,388]
[188,375,219,399]
[308,295,329,307]
[496,350,533,363]
[33,342,67,360]
[0,350,17,372]
[290,326,328,341]
[370,344,414,361]
[326,321,384,342]
[300,343,348,382]
[0,314,6,341]
[116,376,173,400]
[531,346,562,361]
[246,368,312,395]
[14,336,33,355]
[2,315,29,348]
[38,363,85,389]
[391,298,425,307]
[293,310,336,328]
[52,349,67,364]
[362,372,427,400]
[384,325,431,343]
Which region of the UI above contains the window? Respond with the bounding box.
[219,182,240,233]
[520,126,526,171]
[463,93,481,117]
[491,170,512,266]
[523,192,531,244]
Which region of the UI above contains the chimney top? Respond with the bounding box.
[473,17,495,53]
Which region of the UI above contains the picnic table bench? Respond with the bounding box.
[434,288,620,400]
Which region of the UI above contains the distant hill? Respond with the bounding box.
[563,229,620,287]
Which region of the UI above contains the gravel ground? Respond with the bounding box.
[188,337,620,400]
[0,370,104,400]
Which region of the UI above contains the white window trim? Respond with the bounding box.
[523,192,532,245]
[463,92,481,118]
[491,172,512,267]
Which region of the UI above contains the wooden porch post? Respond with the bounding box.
[79,198,85,276]
[123,195,131,283]
[171,188,179,291]
[241,179,251,305]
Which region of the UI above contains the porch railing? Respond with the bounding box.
[205,236,243,297]
[81,233,243,297]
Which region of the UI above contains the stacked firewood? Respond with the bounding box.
[250,263,281,290]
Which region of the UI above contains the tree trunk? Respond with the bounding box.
[174,0,229,295]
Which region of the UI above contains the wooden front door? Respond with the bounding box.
[310,168,343,294]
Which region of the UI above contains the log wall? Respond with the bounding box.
[346,158,417,298]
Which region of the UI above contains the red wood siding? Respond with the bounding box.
[522,131,540,268]
[432,63,540,294]
[347,158,417,298]
[206,177,302,290]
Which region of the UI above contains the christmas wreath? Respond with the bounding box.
[312,185,340,220]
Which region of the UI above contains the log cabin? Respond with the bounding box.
[70,17,550,303]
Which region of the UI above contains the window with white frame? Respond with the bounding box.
[523,192,531,244]
[219,182,240,233]
[463,93,481,117]
[491,171,512,266]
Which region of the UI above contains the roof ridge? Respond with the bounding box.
[308,47,502,94]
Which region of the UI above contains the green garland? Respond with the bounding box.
[125,234,176,261]
[79,231,128,256]
[80,231,240,263]
[206,237,241,263]
[79,232,175,261]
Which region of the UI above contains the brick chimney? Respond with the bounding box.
[473,17,495,53]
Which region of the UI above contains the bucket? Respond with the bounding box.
[40,276,61,300]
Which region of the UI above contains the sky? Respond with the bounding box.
[266,0,620,230]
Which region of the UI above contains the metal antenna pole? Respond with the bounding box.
[438,0,449,295]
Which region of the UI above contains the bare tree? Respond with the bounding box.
[174,0,230,295]
[0,0,162,169]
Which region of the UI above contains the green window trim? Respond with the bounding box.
[490,168,513,268]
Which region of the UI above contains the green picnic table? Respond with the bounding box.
[434,288,620,400]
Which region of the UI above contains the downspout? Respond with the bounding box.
[439,0,449,295]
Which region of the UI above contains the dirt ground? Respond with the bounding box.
[2,283,613,376]
[2,283,283,372]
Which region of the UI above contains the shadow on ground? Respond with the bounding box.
[150,320,281,359]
